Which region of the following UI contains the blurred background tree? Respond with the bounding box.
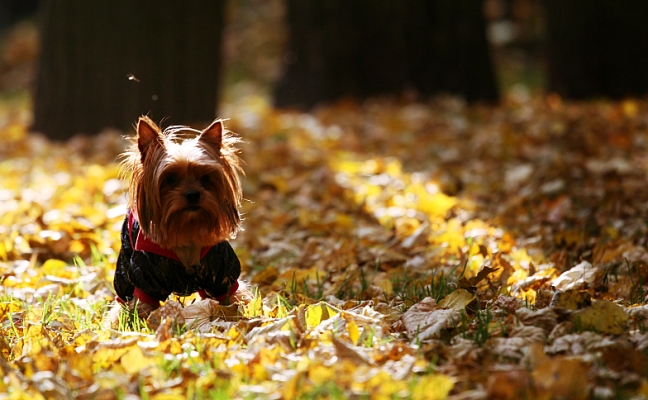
[32,0,226,140]
[543,0,648,99]
[0,0,40,31]
[273,0,498,109]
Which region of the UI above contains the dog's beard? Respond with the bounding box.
[160,199,223,249]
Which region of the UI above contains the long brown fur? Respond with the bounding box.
[120,116,243,258]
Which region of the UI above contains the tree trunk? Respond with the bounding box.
[544,0,648,99]
[274,0,499,109]
[33,0,226,140]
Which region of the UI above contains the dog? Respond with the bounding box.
[109,116,250,324]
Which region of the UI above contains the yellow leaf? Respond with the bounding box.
[21,325,49,358]
[412,374,455,400]
[549,289,591,310]
[571,299,628,334]
[438,289,476,311]
[305,302,339,328]
[93,346,131,372]
[41,259,68,275]
[430,218,465,254]
[419,190,457,219]
[227,326,242,345]
[244,294,263,318]
[251,363,268,382]
[509,248,533,270]
[553,230,582,247]
[347,320,360,345]
[307,363,335,386]
[151,393,185,400]
[276,267,319,288]
[0,301,21,316]
[282,371,303,400]
[466,254,485,278]
[374,274,393,296]
[66,350,94,381]
[120,345,155,374]
[306,304,324,328]
[365,370,409,399]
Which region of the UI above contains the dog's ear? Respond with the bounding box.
[137,116,162,162]
[198,119,223,151]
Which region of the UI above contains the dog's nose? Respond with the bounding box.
[185,190,201,204]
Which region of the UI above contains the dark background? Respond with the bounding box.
[1,0,647,139]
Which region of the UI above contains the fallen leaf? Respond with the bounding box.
[305,302,339,328]
[551,261,602,291]
[120,345,155,374]
[438,289,476,311]
[570,300,628,335]
[411,374,455,400]
[549,289,592,310]
[532,356,589,400]
[486,369,532,400]
[402,299,460,342]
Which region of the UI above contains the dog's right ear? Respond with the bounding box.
[137,116,162,162]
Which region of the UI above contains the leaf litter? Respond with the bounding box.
[3,90,648,398]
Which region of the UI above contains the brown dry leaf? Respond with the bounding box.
[600,347,646,374]
[331,335,375,366]
[551,261,602,291]
[508,325,546,342]
[467,266,499,287]
[180,299,221,330]
[545,331,608,355]
[402,297,460,342]
[532,356,589,400]
[488,337,536,361]
[147,300,185,332]
[515,307,559,334]
[486,369,532,400]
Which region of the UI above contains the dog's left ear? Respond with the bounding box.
[137,116,162,162]
[198,119,223,151]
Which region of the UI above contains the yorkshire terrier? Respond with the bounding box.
[109,116,250,325]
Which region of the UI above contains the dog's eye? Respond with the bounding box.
[165,174,179,186]
[200,175,210,186]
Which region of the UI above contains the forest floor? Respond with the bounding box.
[2,10,648,398]
[2,87,648,399]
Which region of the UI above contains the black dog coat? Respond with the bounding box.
[113,211,241,306]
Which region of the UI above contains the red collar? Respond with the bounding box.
[127,211,211,262]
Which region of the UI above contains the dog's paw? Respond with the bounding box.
[231,280,254,304]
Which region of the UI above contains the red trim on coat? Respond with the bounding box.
[127,211,211,262]
[133,287,163,306]
[120,211,233,305]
